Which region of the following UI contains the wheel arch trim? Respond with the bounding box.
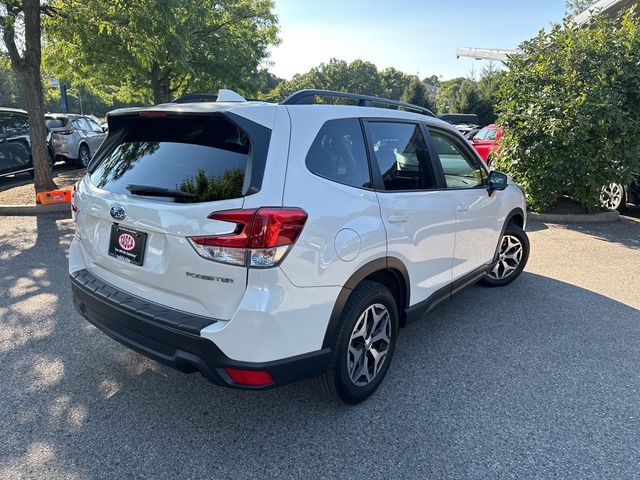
[321,257,410,349]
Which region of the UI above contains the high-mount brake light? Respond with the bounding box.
[138,111,168,118]
[188,208,307,268]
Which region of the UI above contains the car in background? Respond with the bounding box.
[470,124,502,164]
[600,175,640,211]
[46,113,107,167]
[0,108,53,179]
[464,127,482,140]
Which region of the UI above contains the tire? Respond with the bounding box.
[76,144,90,168]
[317,281,399,404]
[600,183,626,212]
[481,224,530,287]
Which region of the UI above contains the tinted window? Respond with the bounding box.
[367,122,437,191]
[430,129,486,189]
[0,113,29,138]
[306,118,370,188]
[90,116,250,203]
[85,117,103,133]
[46,118,68,129]
[73,118,91,130]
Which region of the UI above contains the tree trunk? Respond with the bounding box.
[1,0,57,193]
[151,62,172,104]
[23,0,56,192]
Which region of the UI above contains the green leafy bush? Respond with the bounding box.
[494,9,640,212]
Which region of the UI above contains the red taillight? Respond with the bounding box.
[54,130,73,136]
[247,208,308,248]
[138,111,168,118]
[194,209,256,248]
[224,368,273,387]
[188,207,307,268]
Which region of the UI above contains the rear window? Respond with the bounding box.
[46,118,68,129]
[90,116,249,203]
[0,112,29,137]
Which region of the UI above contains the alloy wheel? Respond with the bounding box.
[79,147,90,167]
[347,303,391,386]
[488,234,524,280]
[600,183,623,211]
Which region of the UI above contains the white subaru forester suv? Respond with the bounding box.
[69,89,529,404]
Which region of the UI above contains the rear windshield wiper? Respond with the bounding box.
[126,184,197,199]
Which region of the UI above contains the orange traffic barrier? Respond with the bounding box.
[36,189,72,205]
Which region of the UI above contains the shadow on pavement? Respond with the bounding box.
[556,216,640,250]
[525,220,548,232]
[1,216,639,479]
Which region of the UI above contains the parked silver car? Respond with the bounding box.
[46,114,107,167]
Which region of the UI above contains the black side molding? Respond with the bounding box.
[404,264,491,326]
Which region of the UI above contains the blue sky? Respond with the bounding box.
[269,0,568,80]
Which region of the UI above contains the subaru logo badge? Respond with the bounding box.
[110,205,126,221]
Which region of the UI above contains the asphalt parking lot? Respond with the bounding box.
[1,212,639,479]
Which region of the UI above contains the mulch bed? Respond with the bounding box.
[0,168,85,206]
[541,196,608,215]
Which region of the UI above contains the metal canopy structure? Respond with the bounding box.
[455,47,520,63]
[456,0,638,63]
[574,0,638,25]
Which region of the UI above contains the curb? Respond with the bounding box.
[0,203,71,216]
[528,210,619,223]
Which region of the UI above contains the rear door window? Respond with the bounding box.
[90,116,250,203]
[366,121,438,191]
[74,118,90,131]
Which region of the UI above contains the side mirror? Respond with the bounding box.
[487,170,508,194]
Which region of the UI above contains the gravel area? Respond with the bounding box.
[0,213,639,479]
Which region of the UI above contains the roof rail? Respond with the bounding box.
[280,89,436,117]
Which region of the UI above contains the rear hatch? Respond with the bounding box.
[74,112,267,320]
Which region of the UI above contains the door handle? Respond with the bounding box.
[456,203,469,212]
[388,215,409,223]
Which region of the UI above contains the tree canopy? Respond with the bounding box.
[494,9,640,212]
[44,0,280,104]
[436,65,504,125]
[264,58,438,112]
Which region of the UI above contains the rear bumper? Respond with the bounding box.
[71,269,330,389]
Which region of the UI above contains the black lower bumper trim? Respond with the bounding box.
[71,269,331,389]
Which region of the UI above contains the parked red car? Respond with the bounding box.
[470,124,502,163]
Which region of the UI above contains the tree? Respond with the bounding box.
[0,56,25,107]
[380,67,412,100]
[266,58,425,104]
[400,76,435,112]
[494,9,640,212]
[45,0,279,104]
[565,0,595,16]
[1,0,57,192]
